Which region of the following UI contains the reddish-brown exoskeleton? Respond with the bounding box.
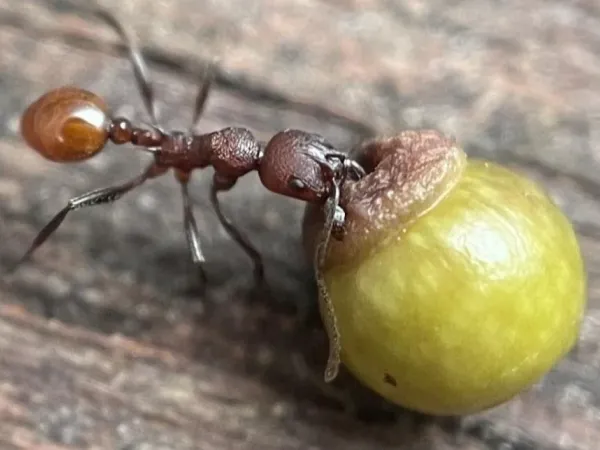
[16,8,365,290]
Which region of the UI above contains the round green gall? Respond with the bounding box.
[302,130,586,416]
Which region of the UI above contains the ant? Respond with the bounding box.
[15,8,365,379]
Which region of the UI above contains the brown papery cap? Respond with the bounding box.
[303,129,467,271]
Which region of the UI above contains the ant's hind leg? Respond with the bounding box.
[13,163,166,271]
[189,61,217,133]
[92,8,159,126]
[209,174,266,291]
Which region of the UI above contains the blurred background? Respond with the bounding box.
[0,1,599,449]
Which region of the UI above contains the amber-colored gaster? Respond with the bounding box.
[21,87,110,162]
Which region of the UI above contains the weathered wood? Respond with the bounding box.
[0,1,599,449]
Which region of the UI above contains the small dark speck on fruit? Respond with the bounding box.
[383,372,397,387]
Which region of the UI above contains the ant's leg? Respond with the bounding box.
[176,172,208,286]
[13,163,166,269]
[93,8,159,126]
[189,62,216,132]
[209,173,265,287]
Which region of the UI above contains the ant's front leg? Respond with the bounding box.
[209,173,267,294]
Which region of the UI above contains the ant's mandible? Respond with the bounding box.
[16,8,365,291]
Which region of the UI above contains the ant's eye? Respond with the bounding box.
[288,177,306,191]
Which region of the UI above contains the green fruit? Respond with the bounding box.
[303,130,586,416]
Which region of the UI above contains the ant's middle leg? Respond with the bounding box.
[209,173,265,289]
[175,170,208,288]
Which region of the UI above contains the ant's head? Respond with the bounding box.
[21,86,110,163]
[259,129,364,203]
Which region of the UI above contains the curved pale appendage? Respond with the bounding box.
[314,181,344,383]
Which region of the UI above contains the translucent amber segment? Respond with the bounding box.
[21,87,109,162]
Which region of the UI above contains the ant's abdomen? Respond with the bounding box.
[21,86,110,162]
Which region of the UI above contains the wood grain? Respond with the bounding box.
[0,1,599,449]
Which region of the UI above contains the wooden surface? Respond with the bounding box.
[0,1,599,449]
